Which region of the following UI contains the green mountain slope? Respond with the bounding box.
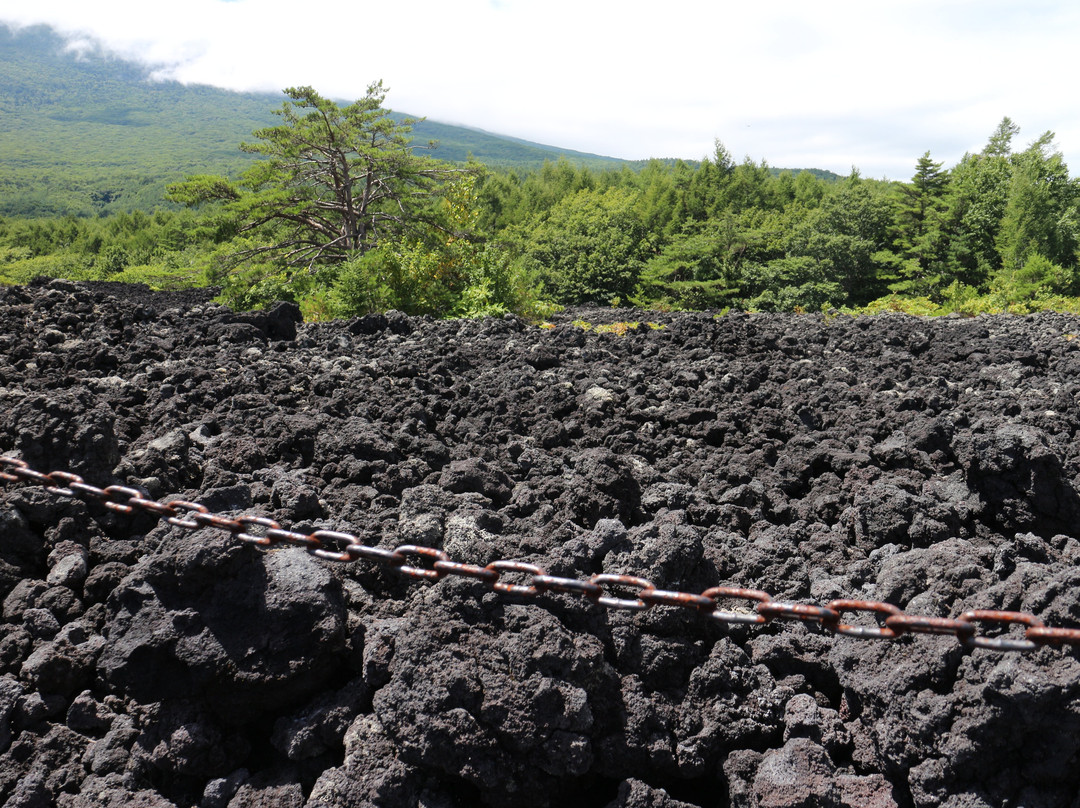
[407,118,625,169]
[0,24,626,217]
[0,24,839,218]
[0,25,275,216]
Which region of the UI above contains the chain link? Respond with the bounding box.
[4,455,1080,653]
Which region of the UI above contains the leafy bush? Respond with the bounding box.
[109,263,203,290]
[991,253,1077,301]
[850,286,1080,317]
[0,253,100,284]
[740,256,844,311]
[332,241,457,317]
[518,188,648,304]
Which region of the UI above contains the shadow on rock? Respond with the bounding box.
[952,418,1080,537]
[98,527,347,722]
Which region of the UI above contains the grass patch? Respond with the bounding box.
[563,319,665,335]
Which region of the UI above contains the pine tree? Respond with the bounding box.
[889,151,950,295]
[168,83,468,271]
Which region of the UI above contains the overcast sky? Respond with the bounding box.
[3,0,1078,179]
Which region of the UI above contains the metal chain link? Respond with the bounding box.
[4,455,1080,653]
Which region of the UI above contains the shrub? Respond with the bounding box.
[518,188,648,304]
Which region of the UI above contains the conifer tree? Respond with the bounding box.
[889,151,950,295]
[168,83,468,271]
[938,120,1017,287]
[996,131,1079,274]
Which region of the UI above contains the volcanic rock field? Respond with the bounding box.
[2,278,1080,808]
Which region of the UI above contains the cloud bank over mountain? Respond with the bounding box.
[3,0,1079,178]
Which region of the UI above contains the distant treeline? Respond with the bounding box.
[2,114,1078,318]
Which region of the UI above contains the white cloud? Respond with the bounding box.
[3,0,1079,178]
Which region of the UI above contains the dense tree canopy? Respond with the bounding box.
[5,111,1080,318]
[518,187,649,304]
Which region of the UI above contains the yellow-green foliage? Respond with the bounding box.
[0,251,205,291]
[847,289,1080,317]
[109,264,203,290]
[0,253,99,285]
[298,289,339,322]
[850,295,942,316]
[594,322,636,335]
[567,319,665,335]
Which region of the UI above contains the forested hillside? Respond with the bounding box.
[0,24,626,217]
[0,25,274,216]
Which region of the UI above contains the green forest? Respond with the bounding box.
[3,103,1077,320]
[2,26,1079,320]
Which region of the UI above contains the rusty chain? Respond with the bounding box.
[3,455,1080,654]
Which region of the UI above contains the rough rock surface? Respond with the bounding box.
[2,277,1080,807]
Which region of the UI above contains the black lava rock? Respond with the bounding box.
[1,281,1080,807]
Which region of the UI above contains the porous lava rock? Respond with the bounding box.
[1,279,1080,807]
